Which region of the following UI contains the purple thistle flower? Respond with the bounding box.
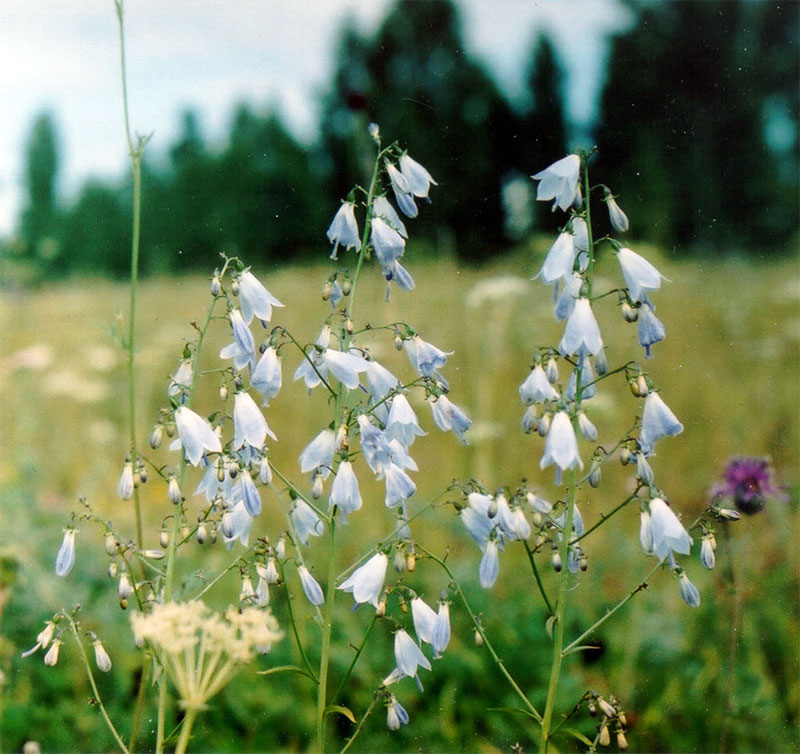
[711,456,788,515]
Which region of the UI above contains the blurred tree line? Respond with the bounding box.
[12,0,798,279]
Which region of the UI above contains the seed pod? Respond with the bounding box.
[394,334,404,351]
[231,280,239,296]
[160,529,170,549]
[149,425,163,449]
[104,532,117,556]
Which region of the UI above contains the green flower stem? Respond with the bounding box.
[561,560,663,658]
[277,559,318,682]
[523,540,554,616]
[314,518,338,754]
[65,613,130,754]
[539,468,577,753]
[582,154,596,299]
[339,691,380,754]
[417,545,542,724]
[569,494,638,547]
[128,657,149,752]
[331,613,378,705]
[173,708,198,754]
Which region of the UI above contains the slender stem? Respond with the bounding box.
[128,657,149,752]
[569,494,637,547]
[583,154,596,299]
[339,692,379,754]
[278,560,318,681]
[719,522,740,754]
[417,545,542,723]
[65,615,130,754]
[332,613,377,705]
[524,540,554,616]
[539,469,576,753]
[561,560,663,656]
[173,708,198,754]
[314,519,338,753]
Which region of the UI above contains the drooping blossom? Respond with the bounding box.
[219,309,256,370]
[329,460,362,522]
[399,154,437,198]
[337,552,388,608]
[531,154,581,212]
[326,202,361,260]
[617,247,666,304]
[55,529,76,577]
[251,347,282,405]
[233,391,276,450]
[638,304,666,357]
[238,270,283,325]
[298,565,324,606]
[536,231,576,285]
[540,411,583,483]
[647,497,692,560]
[174,407,222,466]
[559,298,603,358]
[639,392,683,456]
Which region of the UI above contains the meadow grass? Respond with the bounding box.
[0,246,797,752]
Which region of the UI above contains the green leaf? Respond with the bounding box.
[325,704,356,724]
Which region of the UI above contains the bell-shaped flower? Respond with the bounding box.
[554,271,582,322]
[572,217,589,253]
[386,696,409,731]
[371,217,406,266]
[531,154,581,212]
[219,309,256,370]
[577,411,598,441]
[374,195,408,238]
[566,355,597,400]
[233,391,276,450]
[460,493,495,549]
[382,260,415,295]
[329,460,362,522]
[648,497,692,559]
[93,639,112,673]
[55,529,76,577]
[327,202,361,260]
[338,552,388,608]
[22,620,57,658]
[678,572,701,608]
[536,231,576,284]
[321,348,369,390]
[639,510,654,555]
[479,539,500,588]
[221,501,253,548]
[606,196,629,233]
[298,429,335,474]
[433,601,451,655]
[238,472,262,517]
[238,270,283,325]
[168,359,193,400]
[386,394,426,447]
[638,303,665,358]
[700,537,716,570]
[298,565,324,606]
[540,411,583,483]
[393,629,431,679]
[429,395,471,444]
[251,347,282,405]
[528,492,553,515]
[399,153,437,198]
[175,406,222,466]
[639,391,683,456]
[291,500,324,546]
[358,415,393,475]
[519,364,559,404]
[405,335,452,378]
[559,298,603,358]
[385,162,418,218]
[410,596,437,645]
[384,462,416,508]
[364,359,399,405]
[617,247,666,304]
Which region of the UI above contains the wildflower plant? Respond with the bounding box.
[20,4,738,753]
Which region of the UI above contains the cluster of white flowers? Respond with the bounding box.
[131,601,282,709]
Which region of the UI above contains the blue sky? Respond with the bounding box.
[0,0,633,236]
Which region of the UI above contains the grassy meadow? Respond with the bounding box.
[0,242,798,752]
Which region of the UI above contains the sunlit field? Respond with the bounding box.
[1,244,797,752]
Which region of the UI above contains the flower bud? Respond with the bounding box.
[43,639,62,667]
[217,460,226,483]
[168,477,182,504]
[406,553,416,572]
[394,334,404,351]
[579,555,588,571]
[717,507,741,521]
[93,640,112,673]
[341,278,352,296]
[474,629,484,647]
[599,722,610,747]
[552,551,562,572]
[620,447,631,465]
[368,122,380,140]
[393,551,406,573]
[376,597,387,617]
[346,319,354,335]
[537,412,551,437]
[617,730,628,750]
[259,456,272,484]
[196,521,207,545]
[107,561,117,579]
[321,281,332,301]
[588,701,597,717]
[588,463,602,488]
[104,532,117,556]
[118,572,133,600]
[618,711,627,727]
[227,461,239,479]
[622,302,638,323]
[159,529,169,549]
[149,425,163,449]
[276,535,287,560]
[311,474,324,500]
[335,424,348,453]
[219,384,229,401]
[210,273,221,297]
[181,524,191,541]
[598,698,616,718]
[606,195,629,233]
[231,280,239,296]
[636,453,654,486]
